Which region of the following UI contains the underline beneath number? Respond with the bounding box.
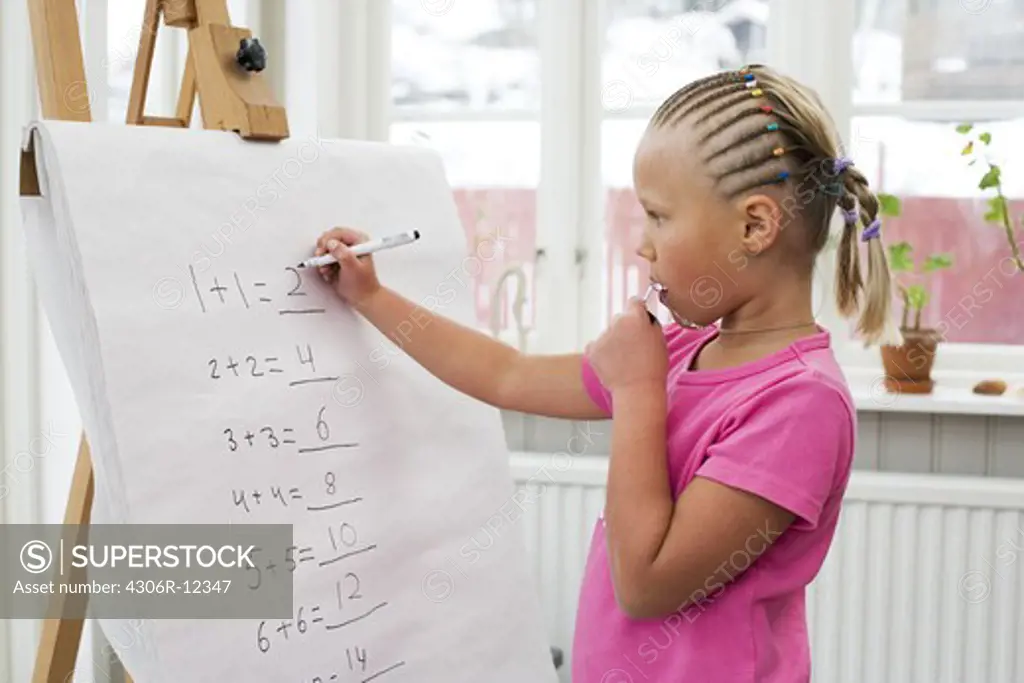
[298,443,359,453]
[306,497,363,512]
[319,544,378,568]
[363,662,406,683]
[325,600,387,630]
[289,377,340,387]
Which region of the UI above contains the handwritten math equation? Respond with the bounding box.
[208,343,339,388]
[188,265,326,316]
[195,264,407,682]
[222,405,358,457]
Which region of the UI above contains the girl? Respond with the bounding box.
[312,64,895,682]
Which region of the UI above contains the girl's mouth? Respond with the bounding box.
[644,281,666,311]
[646,280,706,330]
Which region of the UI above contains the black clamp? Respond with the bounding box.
[236,37,267,73]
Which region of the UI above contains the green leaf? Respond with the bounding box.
[877,193,901,217]
[984,196,1009,225]
[956,123,974,134]
[980,132,992,145]
[888,241,914,272]
[962,141,974,156]
[923,254,953,272]
[979,165,1001,190]
[906,284,929,311]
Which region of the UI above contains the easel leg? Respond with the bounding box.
[176,47,197,127]
[31,436,93,683]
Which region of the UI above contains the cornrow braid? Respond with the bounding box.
[652,72,736,127]
[675,80,760,125]
[647,64,898,344]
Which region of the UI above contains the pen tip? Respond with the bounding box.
[296,263,306,268]
[413,229,421,240]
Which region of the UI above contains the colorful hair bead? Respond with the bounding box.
[772,147,785,157]
[750,88,763,97]
[861,218,882,242]
[760,105,773,113]
[776,171,790,182]
[767,122,779,132]
[832,156,854,174]
[743,73,756,81]
[745,79,758,89]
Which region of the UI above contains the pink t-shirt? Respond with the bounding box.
[574,323,856,683]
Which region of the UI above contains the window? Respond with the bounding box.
[848,0,1024,356]
[848,116,1024,346]
[854,0,1024,104]
[389,0,540,345]
[600,0,769,327]
[384,0,1024,374]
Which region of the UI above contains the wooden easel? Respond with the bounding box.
[20,1,289,681]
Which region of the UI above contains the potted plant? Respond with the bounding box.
[877,194,954,394]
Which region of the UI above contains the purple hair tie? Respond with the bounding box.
[861,218,882,242]
[833,156,854,175]
[842,208,859,225]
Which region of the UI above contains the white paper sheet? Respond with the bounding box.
[21,120,557,683]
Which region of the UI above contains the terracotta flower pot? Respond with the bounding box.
[880,327,941,394]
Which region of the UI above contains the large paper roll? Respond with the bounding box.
[21,120,557,683]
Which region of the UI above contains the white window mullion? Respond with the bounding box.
[364,0,391,142]
[252,0,288,108]
[771,0,857,354]
[287,0,389,141]
[576,0,607,348]
[2,6,42,683]
[533,0,585,353]
[81,0,108,122]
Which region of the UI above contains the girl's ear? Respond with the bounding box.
[739,193,783,256]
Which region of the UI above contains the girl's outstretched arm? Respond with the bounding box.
[313,227,609,421]
[356,286,607,419]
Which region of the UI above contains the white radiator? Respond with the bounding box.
[509,452,1024,683]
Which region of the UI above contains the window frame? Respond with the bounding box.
[358,0,1024,376]
[829,0,1024,380]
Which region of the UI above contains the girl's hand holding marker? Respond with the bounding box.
[305,228,419,309]
[587,297,668,395]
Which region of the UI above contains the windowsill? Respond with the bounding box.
[843,368,1024,417]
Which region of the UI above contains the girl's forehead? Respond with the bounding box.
[633,128,709,194]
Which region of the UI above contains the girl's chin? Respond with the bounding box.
[665,305,714,330]
[651,286,715,330]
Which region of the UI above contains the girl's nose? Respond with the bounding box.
[635,242,655,262]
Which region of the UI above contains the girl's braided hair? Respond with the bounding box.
[650,64,896,344]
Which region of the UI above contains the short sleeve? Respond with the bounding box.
[580,322,693,416]
[580,353,612,415]
[694,377,854,531]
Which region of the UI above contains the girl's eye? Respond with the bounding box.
[646,211,663,225]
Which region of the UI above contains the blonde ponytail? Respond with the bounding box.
[838,171,901,346]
